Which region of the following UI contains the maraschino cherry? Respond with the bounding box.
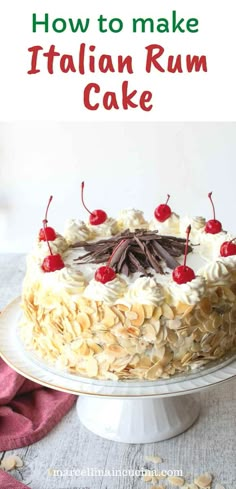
[95,239,126,284]
[172,225,195,284]
[41,222,65,273]
[220,238,236,257]
[154,194,172,222]
[81,181,107,225]
[39,196,57,241]
[205,192,222,234]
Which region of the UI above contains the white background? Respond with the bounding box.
[0,122,235,252]
[0,0,236,120]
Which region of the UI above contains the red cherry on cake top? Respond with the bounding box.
[81,181,107,226]
[154,194,172,222]
[220,238,236,257]
[172,225,196,284]
[41,221,65,273]
[95,239,126,284]
[42,254,65,273]
[39,195,57,241]
[205,192,222,234]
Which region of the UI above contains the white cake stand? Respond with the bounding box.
[0,297,236,443]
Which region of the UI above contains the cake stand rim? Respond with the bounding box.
[0,296,236,399]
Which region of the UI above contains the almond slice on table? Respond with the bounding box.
[144,455,163,464]
[168,476,185,486]
[194,473,213,488]
[0,455,23,471]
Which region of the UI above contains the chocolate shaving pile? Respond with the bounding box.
[72,230,192,277]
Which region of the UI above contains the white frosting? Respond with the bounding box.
[117,209,148,231]
[64,219,91,245]
[119,277,164,307]
[149,212,180,235]
[83,276,128,304]
[179,216,206,243]
[198,256,236,284]
[199,231,233,260]
[87,217,118,237]
[31,234,68,261]
[168,276,206,305]
[57,266,86,294]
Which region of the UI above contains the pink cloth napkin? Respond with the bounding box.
[0,357,76,488]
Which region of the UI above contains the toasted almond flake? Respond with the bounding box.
[194,473,213,488]
[215,484,226,489]
[144,304,154,318]
[125,310,138,320]
[1,456,18,471]
[131,304,145,327]
[86,357,98,377]
[77,312,90,331]
[143,475,153,482]
[168,476,185,486]
[151,486,165,489]
[14,456,24,468]
[144,455,163,464]
[162,303,174,319]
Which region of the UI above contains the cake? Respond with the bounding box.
[20,189,236,380]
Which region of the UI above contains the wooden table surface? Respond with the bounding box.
[0,254,235,489]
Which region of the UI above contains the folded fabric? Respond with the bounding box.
[0,470,29,489]
[0,357,77,487]
[0,358,76,451]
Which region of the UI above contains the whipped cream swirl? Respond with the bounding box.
[198,256,236,284]
[149,212,180,235]
[83,276,127,304]
[57,266,86,294]
[64,219,91,245]
[169,276,206,305]
[31,234,68,261]
[120,277,164,307]
[179,216,206,243]
[117,209,148,231]
[87,217,118,237]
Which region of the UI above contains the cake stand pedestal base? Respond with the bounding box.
[76,394,200,443]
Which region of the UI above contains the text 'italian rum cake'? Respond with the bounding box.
[20,187,236,380]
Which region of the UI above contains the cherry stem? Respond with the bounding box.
[165,194,170,205]
[43,221,53,256]
[230,237,236,243]
[208,192,216,220]
[44,195,53,224]
[81,181,95,217]
[183,225,191,268]
[107,239,127,268]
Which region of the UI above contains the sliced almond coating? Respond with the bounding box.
[102,306,117,327]
[145,361,163,380]
[168,476,185,486]
[125,310,138,320]
[142,324,157,342]
[144,304,154,319]
[131,304,145,326]
[116,303,129,312]
[199,297,212,315]
[176,301,191,314]
[77,312,91,331]
[87,357,98,377]
[153,306,162,320]
[106,344,126,358]
[144,455,163,464]
[215,484,226,489]
[1,456,18,471]
[162,303,175,319]
[194,473,213,488]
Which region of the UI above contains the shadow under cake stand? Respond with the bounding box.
[0,297,236,444]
